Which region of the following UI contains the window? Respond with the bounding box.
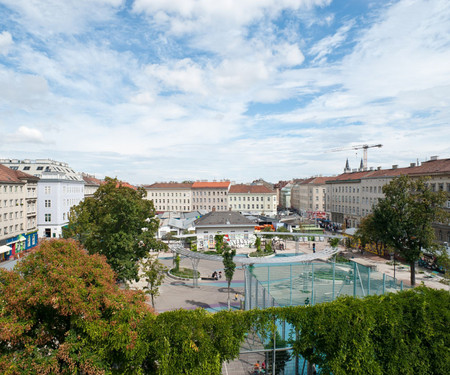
[37,166,43,171]
[23,166,30,170]
[45,214,51,222]
[44,186,51,194]
[45,200,51,208]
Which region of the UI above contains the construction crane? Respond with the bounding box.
[331,144,382,170]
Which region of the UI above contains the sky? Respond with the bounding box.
[0,0,449,185]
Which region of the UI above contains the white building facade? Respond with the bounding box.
[0,159,85,239]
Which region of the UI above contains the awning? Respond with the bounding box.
[0,245,12,254]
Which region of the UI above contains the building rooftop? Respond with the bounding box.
[0,164,39,183]
[0,159,82,181]
[143,182,193,189]
[82,174,102,186]
[192,181,230,189]
[229,184,274,194]
[194,211,255,226]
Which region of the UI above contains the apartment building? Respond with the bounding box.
[0,164,39,261]
[192,181,230,212]
[1,159,84,238]
[228,184,277,216]
[326,157,450,244]
[143,182,193,212]
[291,177,331,217]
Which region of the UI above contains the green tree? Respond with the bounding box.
[222,245,237,310]
[0,239,154,374]
[264,240,273,253]
[255,236,262,253]
[356,176,449,285]
[329,237,340,249]
[215,234,225,254]
[356,214,386,256]
[141,254,168,308]
[64,177,166,282]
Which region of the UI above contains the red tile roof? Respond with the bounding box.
[229,184,275,194]
[143,182,193,189]
[192,181,230,189]
[0,164,39,183]
[327,158,450,183]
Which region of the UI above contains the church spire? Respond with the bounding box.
[344,158,350,173]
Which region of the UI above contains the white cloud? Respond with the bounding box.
[133,0,332,33]
[0,31,13,55]
[3,126,45,143]
[309,20,354,63]
[0,0,124,35]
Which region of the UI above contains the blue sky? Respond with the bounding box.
[0,0,449,184]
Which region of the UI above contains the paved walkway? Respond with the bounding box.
[129,239,448,313]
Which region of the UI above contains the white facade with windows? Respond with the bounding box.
[1,159,84,239]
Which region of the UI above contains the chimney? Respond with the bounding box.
[410,163,416,167]
[377,166,381,170]
[430,155,438,161]
[370,167,374,171]
[392,165,398,169]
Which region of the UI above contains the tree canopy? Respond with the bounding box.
[0,239,154,374]
[356,175,449,285]
[64,177,166,282]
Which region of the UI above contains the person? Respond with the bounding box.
[234,293,238,301]
[261,360,266,372]
[312,242,316,253]
[212,271,218,280]
[218,271,222,279]
[253,360,261,374]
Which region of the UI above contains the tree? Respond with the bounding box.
[214,234,225,254]
[255,236,262,253]
[222,245,236,310]
[356,176,449,285]
[264,240,273,253]
[64,177,166,282]
[0,239,154,374]
[356,214,385,256]
[141,254,168,308]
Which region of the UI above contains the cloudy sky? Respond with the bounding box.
[1,0,449,184]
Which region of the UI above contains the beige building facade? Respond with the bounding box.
[143,183,193,212]
[326,157,450,245]
[228,184,277,216]
[0,165,39,261]
[191,181,230,212]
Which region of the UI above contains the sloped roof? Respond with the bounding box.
[82,175,102,186]
[229,184,274,194]
[0,164,39,183]
[143,182,193,189]
[192,181,230,188]
[366,158,450,178]
[194,211,255,226]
